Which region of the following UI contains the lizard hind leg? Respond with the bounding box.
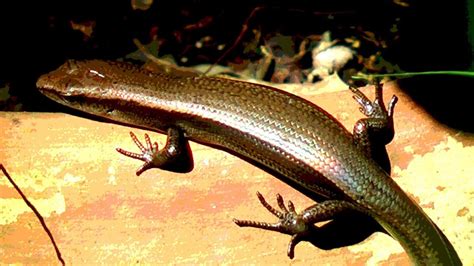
[349,83,398,173]
[233,192,357,259]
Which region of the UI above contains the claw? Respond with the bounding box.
[116,132,159,175]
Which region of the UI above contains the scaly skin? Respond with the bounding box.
[36,60,461,265]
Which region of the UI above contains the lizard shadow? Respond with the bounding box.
[305,210,385,251]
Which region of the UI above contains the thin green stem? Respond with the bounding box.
[352,71,474,80]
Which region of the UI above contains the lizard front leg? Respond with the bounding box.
[116,127,194,175]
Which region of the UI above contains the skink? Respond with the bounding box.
[36,60,461,265]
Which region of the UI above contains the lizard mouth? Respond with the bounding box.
[37,77,82,112]
[36,74,64,102]
[36,73,53,91]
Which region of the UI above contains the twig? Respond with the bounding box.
[0,164,65,265]
[133,38,176,69]
[203,6,265,75]
[133,38,200,77]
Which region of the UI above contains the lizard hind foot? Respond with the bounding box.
[233,192,314,259]
[234,192,357,259]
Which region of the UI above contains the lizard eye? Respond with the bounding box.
[64,78,84,96]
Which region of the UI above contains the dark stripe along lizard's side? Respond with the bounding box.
[36,60,461,265]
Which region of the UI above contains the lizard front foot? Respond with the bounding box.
[116,128,194,175]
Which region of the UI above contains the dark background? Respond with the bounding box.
[0,0,472,131]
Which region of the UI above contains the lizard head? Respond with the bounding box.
[37,60,115,107]
[36,60,152,118]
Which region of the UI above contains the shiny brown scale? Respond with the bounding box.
[37,60,461,265]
